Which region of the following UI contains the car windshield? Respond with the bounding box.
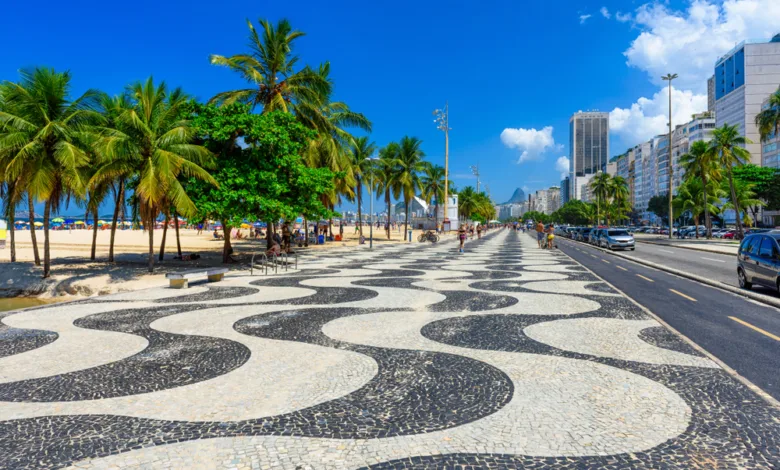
[608,230,629,236]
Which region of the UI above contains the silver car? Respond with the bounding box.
[600,229,635,251]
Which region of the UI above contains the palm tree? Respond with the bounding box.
[720,179,763,229]
[209,19,329,113]
[0,68,102,278]
[375,143,400,240]
[394,136,425,236]
[589,172,612,225]
[756,86,780,142]
[457,186,478,221]
[349,136,376,238]
[680,140,720,238]
[92,77,216,272]
[94,93,134,262]
[709,124,752,239]
[610,175,630,225]
[419,163,446,224]
[674,178,723,238]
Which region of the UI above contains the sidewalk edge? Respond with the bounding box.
[636,238,737,256]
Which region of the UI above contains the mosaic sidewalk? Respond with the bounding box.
[1,229,779,469]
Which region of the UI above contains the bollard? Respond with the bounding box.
[408,230,412,242]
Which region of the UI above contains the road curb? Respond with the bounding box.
[636,238,737,256]
[555,241,780,410]
[561,238,780,311]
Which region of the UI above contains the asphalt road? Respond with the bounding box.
[555,236,780,402]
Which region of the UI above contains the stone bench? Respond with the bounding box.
[165,268,229,289]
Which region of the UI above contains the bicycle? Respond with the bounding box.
[417,230,440,243]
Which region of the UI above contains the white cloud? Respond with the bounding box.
[623,0,780,91]
[616,11,632,22]
[500,126,559,163]
[579,14,592,24]
[555,156,571,179]
[600,7,611,19]
[609,86,708,148]
[522,185,530,193]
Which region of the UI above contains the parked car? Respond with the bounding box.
[738,233,780,293]
[722,230,737,239]
[589,228,602,245]
[599,228,636,251]
[580,228,592,243]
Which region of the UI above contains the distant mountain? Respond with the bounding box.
[503,188,526,205]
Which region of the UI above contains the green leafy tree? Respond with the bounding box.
[91,77,215,272]
[458,186,479,221]
[733,164,779,221]
[554,200,592,225]
[184,105,334,260]
[0,67,102,278]
[709,124,752,238]
[720,178,763,229]
[647,194,670,223]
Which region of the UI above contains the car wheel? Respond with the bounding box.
[630,247,635,251]
[738,268,752,289]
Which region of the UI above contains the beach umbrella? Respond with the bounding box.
[240,223,250,229]
[33,222,43,227]
[52,217,64,223]
[122,221,133,226]
[98,220,107,225]
[64,219,75,224]
[74,221,85,225]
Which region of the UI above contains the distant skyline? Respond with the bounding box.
[3,0,780,215]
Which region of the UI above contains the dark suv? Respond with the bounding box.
[738,232,780,293]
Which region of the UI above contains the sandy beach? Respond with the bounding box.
[0,225,437,300]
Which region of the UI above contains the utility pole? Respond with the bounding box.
[662,73,677,239]
[470,164,480,192]
[433,103,450,230]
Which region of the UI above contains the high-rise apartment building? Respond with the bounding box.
[707,75,716,113]
[568,111,609,200]
[560,176,570,204]
[714,34,780,164]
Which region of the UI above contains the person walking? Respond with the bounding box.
[458,224,467,253]
[547,224,555,249]
[536,221,545,248]
[477,224,483,239]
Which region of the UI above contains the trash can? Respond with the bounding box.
[318,234,325,244]
[408,230,412,242]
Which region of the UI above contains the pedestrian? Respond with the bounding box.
[339,222,344,237]
[458,224,467,253]
[536,221,545,248]
[547,224,555,249]
[477,224,483,239]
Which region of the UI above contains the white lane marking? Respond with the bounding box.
[659,249,674,254]
[701,257,726,263]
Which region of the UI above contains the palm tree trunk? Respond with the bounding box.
[109,179,124,262]
[42,198,52,278]
[90,206,99,260]
[173,208,182,257]
[222,223,232,263]
[303,218,309,247]
[356,179,363,239]
[147,215,155,273]
[701,170,711,238]
[386,191,391,240]
[159,214,168,261]
[694,215,700,239]
[28,194,40,266]
[9,203,16,263]
[266,221,273,250]
[727,169,744,238]
[404,200,410,241]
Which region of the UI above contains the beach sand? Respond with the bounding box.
[0,225,432,300]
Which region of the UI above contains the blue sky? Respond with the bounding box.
[4,0,779,214]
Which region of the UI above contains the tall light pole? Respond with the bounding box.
[433,103,450,230]
[368,156,379,249]
[470,164,480,192]
[662,73,677,239]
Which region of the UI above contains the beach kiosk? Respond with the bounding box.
[0,219,6,249]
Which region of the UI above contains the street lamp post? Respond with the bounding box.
[433,103,450,230]
[662,73,677,239]
[470,164,480,193]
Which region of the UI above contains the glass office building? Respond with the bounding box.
[568,111,609,200]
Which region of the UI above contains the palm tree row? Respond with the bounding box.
[588,172,630,226]
[456,186,495,223]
